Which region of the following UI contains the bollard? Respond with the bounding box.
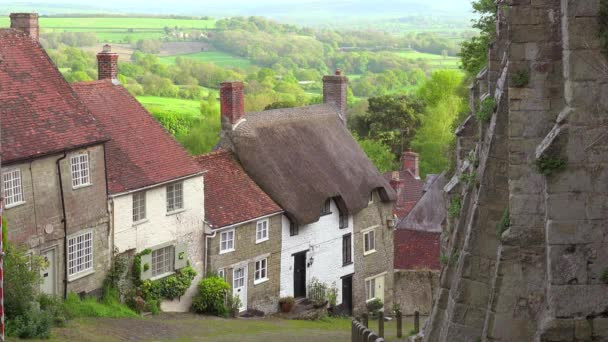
[362,312,369,328]
[396,310,403,338]
[368,332,379,342]
[352,319,356,342]
[414,310,420,334]
[378,311,384,338]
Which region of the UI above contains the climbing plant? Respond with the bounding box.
[599,0,608,56]
[476,97,495,123]
[535,156,566,176]
[496,208,510,238]
[448,196,462,219]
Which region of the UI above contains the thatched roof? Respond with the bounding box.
[222,103,396,225]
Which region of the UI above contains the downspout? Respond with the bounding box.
[203,222,216,277]
[56,152,68,299]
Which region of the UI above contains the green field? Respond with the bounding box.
[136,96,206,117]
[0,17,216,42]
[395,50,460,70]
[160,51,252,69]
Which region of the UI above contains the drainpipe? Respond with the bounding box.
[203,222,216,277]
[56,152,68,299]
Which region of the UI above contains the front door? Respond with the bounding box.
[342,275,353,315]
[40,248,56,295]
[293,251,307,298]
[233,266,247,312]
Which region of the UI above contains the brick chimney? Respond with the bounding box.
[10,13,38,41]
[97,44,119,81]
[323,70,348,124]
[220,81,245,129]
[401,149,419,178]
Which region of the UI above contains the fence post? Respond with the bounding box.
[362,312,369,328]
[368,332,379,342]
[352,320,356,342]
[414,310,420,334]
[378,311,384,338]
[396,310,402,338]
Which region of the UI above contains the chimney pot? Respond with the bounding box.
[220,81,245,128]
[10,13,39,41]
[96,44,119,81]
[401,150,419,178]
[322,71,348,125]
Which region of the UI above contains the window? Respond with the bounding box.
[67,231,93,279]
[320,199,331,215]
[132,191,146,222]
[3,169,24,207]
[256,219,269,243]
[290,220,299,236]
[166,182,183,213]
[218,269,225,280]
[366,277,376,301]
[342,234,352,266]
[339,209,348,229]
[220,229,235,253]
[151,245,174,277]
[364,229,376,255]
[369,191,374,204]
[71,153,91,188]
[254,258,268,284]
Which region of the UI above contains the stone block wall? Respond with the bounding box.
[393,270,438,316]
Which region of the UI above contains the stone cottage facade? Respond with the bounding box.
[196,150,283,314]
[215,73,397,316]
[72,46,205,311]
[0,16,111,297]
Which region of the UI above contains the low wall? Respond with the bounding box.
[393,270,438,316]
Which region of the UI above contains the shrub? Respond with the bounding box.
[327,283,338,308]
[226,294,242,317]
[535,156,566,176]
[511,70,529,88]
[448,196,462,219]
[440,255,449,265]
[38,294,70,327]
[5,245,44,319]
[6,305,53,339]
[366,298,383,316]
[476,97,495,123]
[192,276,230,316]
[496,208,510,238]
[307,277,329,307]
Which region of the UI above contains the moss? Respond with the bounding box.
[460,172,476,185]
[535,156,566,176]
[600,0,608,56]
[448,196,462,219]
[476,97,495,123]
[511,70,529,88]
[496,208,510,238]
[601,268,608,284]
[440,255,449,265]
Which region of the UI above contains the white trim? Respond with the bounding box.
[4,201,25,209]
[361,225,379,234]
[108,172,205,198]
[229,253,271,269]
[150,271,176,281]
[253,257,268,285]
[363,228,376,256]
[132,218,149,227]
[364,271,388,282]
[66,229,94,281]
[255,219,269,244]
[219,229,236,254]
[165,208,186,216]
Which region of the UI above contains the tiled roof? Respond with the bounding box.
[72,80,201,194]
[384,169,424,219]
[0,30,108,164]
[195,150,283,229]
[394,229,441,270]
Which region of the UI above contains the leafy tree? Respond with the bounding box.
[354,135,397,173]
[460,0,497,76]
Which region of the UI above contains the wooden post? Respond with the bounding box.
[414,310,420,334]
[362,312,368,328]
[396,310,402,338]
[378,311,384,338]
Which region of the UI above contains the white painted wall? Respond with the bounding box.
[111,175,205,312]
[279,199,354,304]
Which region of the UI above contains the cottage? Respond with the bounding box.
[195,150,283,314]
[384,150,425,220]
[71,46,205,311]
[215,72,397,315]
[0,14,111,296]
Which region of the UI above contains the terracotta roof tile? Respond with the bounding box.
[0,30,108,164]
[384,169,424,219]
[195,150,282,228]
[72,80,201,194]
[394,229,441,270]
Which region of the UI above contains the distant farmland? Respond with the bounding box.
[0,17,216,42]
[159,51,252,69]
[395,50,461,70]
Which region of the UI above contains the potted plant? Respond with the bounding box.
[366,298,384,318]
[226,294,242,318]
[279,296,295,313]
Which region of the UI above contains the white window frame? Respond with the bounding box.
[166,182,184,214]
[369,191,374,204]
[3,168,25,208]
[132,191,147,223]
[255,219,269,243]
[363,227,377,256]
[254,257,268,284]
[220,229,235,254]
[365,277,376,301]
[70,152,91,189]
[151,245,175,279]
[67,229,94,281]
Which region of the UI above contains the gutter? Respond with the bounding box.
[203,222,216,277]
[108,171,206,198]
[55,152,68,299]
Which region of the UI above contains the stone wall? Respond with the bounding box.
[393,270,438,316]
[424,1,608,341]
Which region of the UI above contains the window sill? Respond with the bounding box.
[254,278,269,286]
[150,271,175,281]
[72,183,92,190]
[219,248,235,255]
[319,212,332,217]
[68,268,95,282]
[166,208,186,216]
[342,261,353,267]
[132,219,149,227]
[255,237,269,244]
[4,201,26,209]
[363,249,377,256]
[366,297,379,303]
[339,225,349,229]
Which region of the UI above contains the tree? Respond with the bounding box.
[354,135,397,173]
[460,0,497,76]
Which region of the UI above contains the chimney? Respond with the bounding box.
[97,44,119,81]
[401,149,419,178]
[323,70,348,124]
[220,81,245,129]
[10,13,39,41]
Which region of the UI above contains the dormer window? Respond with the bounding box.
[320,199,331,215]
[290,219,299,236]
[369,191,374,204]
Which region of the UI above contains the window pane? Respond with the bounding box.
[67,231,93,277]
